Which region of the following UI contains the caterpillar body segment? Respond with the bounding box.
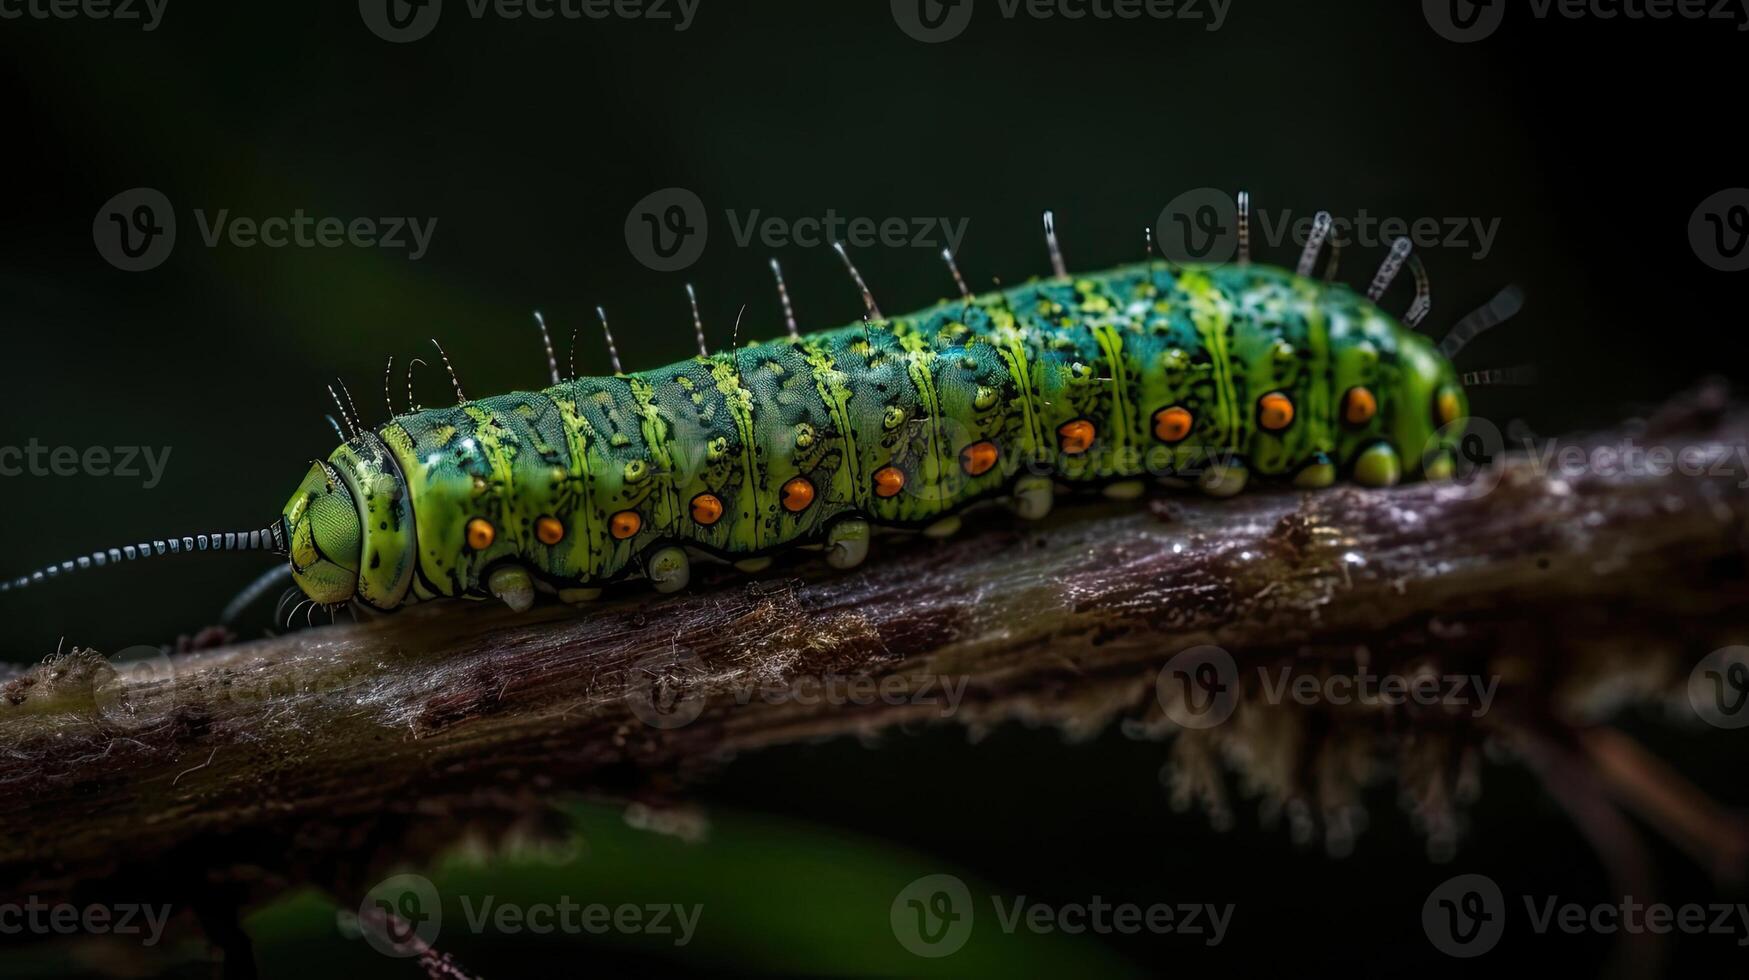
[281,260,1469,611]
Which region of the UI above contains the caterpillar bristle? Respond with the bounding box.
[831,241,883,321]
[941,247,972,301]
[1461,365,1537,387]
[532,311,561,386]
[1405,255,1432,329]
[595,306,624,375]
[1043,210,1067,279]
[336,379,363,436]
[326,385,357,438]
[221,564,296,627]
[0,523,286,595]
[686,283,709,358]
[404,356,427,413]
[429,339,467,405]
[382,355,396,419]
[1297,210,1334,279]
[325,413,346,443]
[769,258,800,339]
[1438,285,1526,360]
[1324,236,1343,282]
[1367,237,1413,303]
[1236,191,1251,266]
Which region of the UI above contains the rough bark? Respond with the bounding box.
[2,385,1747,920]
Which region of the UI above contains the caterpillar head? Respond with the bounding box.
[282,461,361,605]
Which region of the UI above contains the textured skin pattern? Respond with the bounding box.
[291,261,1467,608]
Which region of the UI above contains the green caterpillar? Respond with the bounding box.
[3,205,1492,619]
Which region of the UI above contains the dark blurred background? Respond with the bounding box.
[2,0,1745,975]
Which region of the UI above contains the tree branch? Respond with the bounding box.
[3,384,1748,911]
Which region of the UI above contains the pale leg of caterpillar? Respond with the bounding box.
[1103,480,1146,500]
[734,557,773,573]
[1423,450,1455,481]
[488,565,536,612]
[559,587,603,604]
[1353,443,1403,488]
[1198,457,1250,498]
[923,516,962,538]
[1293,452,1337,489]
[1008,475,1055,520]
[646,546,691,594]
[825,518,872,570]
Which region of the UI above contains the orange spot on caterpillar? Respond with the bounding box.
[873,466,906,498]
[691,493,724,526]
[959,441,999,477]
[535,515,565,545]
[1258,392,1295,432]
[781,477,815,512]
[1153,406,1193,444]
[465,517,495,551]
[1436,389,1463,426]
[1343,386,1378,427]
[610,510,642,539]
[1057,419,1095,456]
